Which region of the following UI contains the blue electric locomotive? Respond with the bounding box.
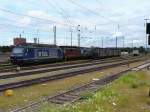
[10,44,64,64]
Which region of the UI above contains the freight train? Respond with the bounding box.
[10,43,121,65]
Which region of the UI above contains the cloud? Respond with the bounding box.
[0,0,150,47]
[28,10,50,19]
[113,32,123,37]
[18,17,31,27]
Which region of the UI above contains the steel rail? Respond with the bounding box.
[0,59,141,92]
[11,61,150,112]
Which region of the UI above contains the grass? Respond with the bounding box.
[40,71,150,112]
[0,64,129,111]
[0,71,104,111]
[0,60,147,111]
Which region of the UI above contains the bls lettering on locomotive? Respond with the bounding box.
[38,51,49,57]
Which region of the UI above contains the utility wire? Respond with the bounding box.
[65,0,118,24]
[45,0,72,28]
[0,17,54,33]
[0,23,52,36]
[0,7,71,26]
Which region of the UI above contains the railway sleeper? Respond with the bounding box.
[66,93,80,97]
[61,94,79,99]
[54,96,75,102]
[49,99,68,105]
[81,84,99,90]
[88,84,99,88]
[78,86,96,92]
[81,87,98,92]
[73,88,86,92]
[88,86,100,90]
[71,90,85,95]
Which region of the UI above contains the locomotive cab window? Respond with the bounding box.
[12,48,24,54]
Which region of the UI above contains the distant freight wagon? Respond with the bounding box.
[60,46,81,59]
[10,43,121,65]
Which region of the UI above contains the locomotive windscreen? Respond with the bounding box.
[12,47,24,54]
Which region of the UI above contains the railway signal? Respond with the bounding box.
[146,23,150,34]
[146,22,150,45]
[148,35,150,45]
[144,19,150,47]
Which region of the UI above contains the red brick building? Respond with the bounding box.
[14,38,26,46]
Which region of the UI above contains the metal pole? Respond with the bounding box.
[132,40,133,48]
[19,34,22,38]
[102,36,103,48]
[116,36,117,48]
[70,27,73,46]
[116,24,120,48]
[53,26,56,45]
[123,36,125,48]
[78,33,80,47]
[38,38,39,44]
[36,29,39,44]
[77,25,80,47]
[117,24,120,48]
[71,31,73,46]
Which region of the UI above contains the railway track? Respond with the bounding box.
[0,57,123,73]
[0,57,143,80]
[0,57,141,73]
[0,58,129,79]
[11,61,150,112]
[0,60,89,72]
[0,58,144,92]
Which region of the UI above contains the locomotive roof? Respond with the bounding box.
[59,46,80,48]
[15,43,59,48]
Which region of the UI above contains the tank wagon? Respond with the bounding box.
[10,44,121,65]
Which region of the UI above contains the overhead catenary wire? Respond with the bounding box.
[45,0,72,26]
[0,17,53,32]
[64,0,121,43]
[0,14,73,39]
[65,0,118,24]
[0,22,67,38]
[0,1,145,29]
[0,4,119,32]
[0,1,144,47]
[0,17,113,38]
[0,7,73,27]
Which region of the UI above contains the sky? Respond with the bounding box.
[0,0,149,47]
